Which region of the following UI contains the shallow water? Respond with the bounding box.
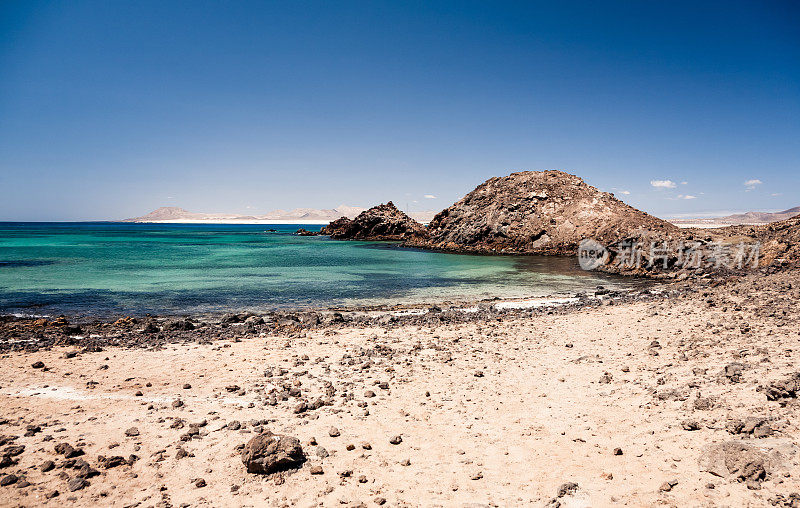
[0,222,647,317]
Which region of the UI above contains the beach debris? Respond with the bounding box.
[659,479,678,492]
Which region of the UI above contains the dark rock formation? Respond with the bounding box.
[295,228,319,236]
[408,170,678,256]
[241,431,305,474]
[321,202,427,241]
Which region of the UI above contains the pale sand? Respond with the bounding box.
[1,271,799,507]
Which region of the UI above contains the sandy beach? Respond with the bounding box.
[1,267,798,507]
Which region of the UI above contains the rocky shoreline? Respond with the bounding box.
[1,266,798,506]
[0,282,674,353]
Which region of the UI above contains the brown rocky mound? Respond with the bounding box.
[408,170,678,255]
[321,202,427,241]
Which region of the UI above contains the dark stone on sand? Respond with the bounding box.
[0,474,18,486]
[3,445,24,457]
[765,372,800,401]
[557,482,579,497]
[67,477,88,491]
[54,443,83,458]
[97,455,126,469]
[241,431,305,475]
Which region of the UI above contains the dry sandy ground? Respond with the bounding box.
[1,271,799,507]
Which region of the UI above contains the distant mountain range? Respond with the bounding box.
[125,206,437,224]
[670,206,800,226]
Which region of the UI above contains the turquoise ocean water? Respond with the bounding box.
[0,222,645,317]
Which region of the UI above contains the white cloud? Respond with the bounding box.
[772,192,782,197]
[423,194,437,199]
[681,181,688,185]
[620,190,631,195]
[677,194,697,200]
[651,179,677,189]
[744,179,762,191]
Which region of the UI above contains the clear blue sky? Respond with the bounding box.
[1,1,798,220]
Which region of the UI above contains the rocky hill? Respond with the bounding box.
[313,171,799,279]
[320,202,427,241]
[408,170,679,255]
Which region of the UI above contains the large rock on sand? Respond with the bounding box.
[241,431,305,474]
[321,202,427,241]
[697,440,792,485]
[408,170,678,255]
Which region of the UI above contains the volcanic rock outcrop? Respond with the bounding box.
[408,170,679,255]
[321,202,427,241]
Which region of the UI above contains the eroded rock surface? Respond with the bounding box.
[408,170,677,255]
